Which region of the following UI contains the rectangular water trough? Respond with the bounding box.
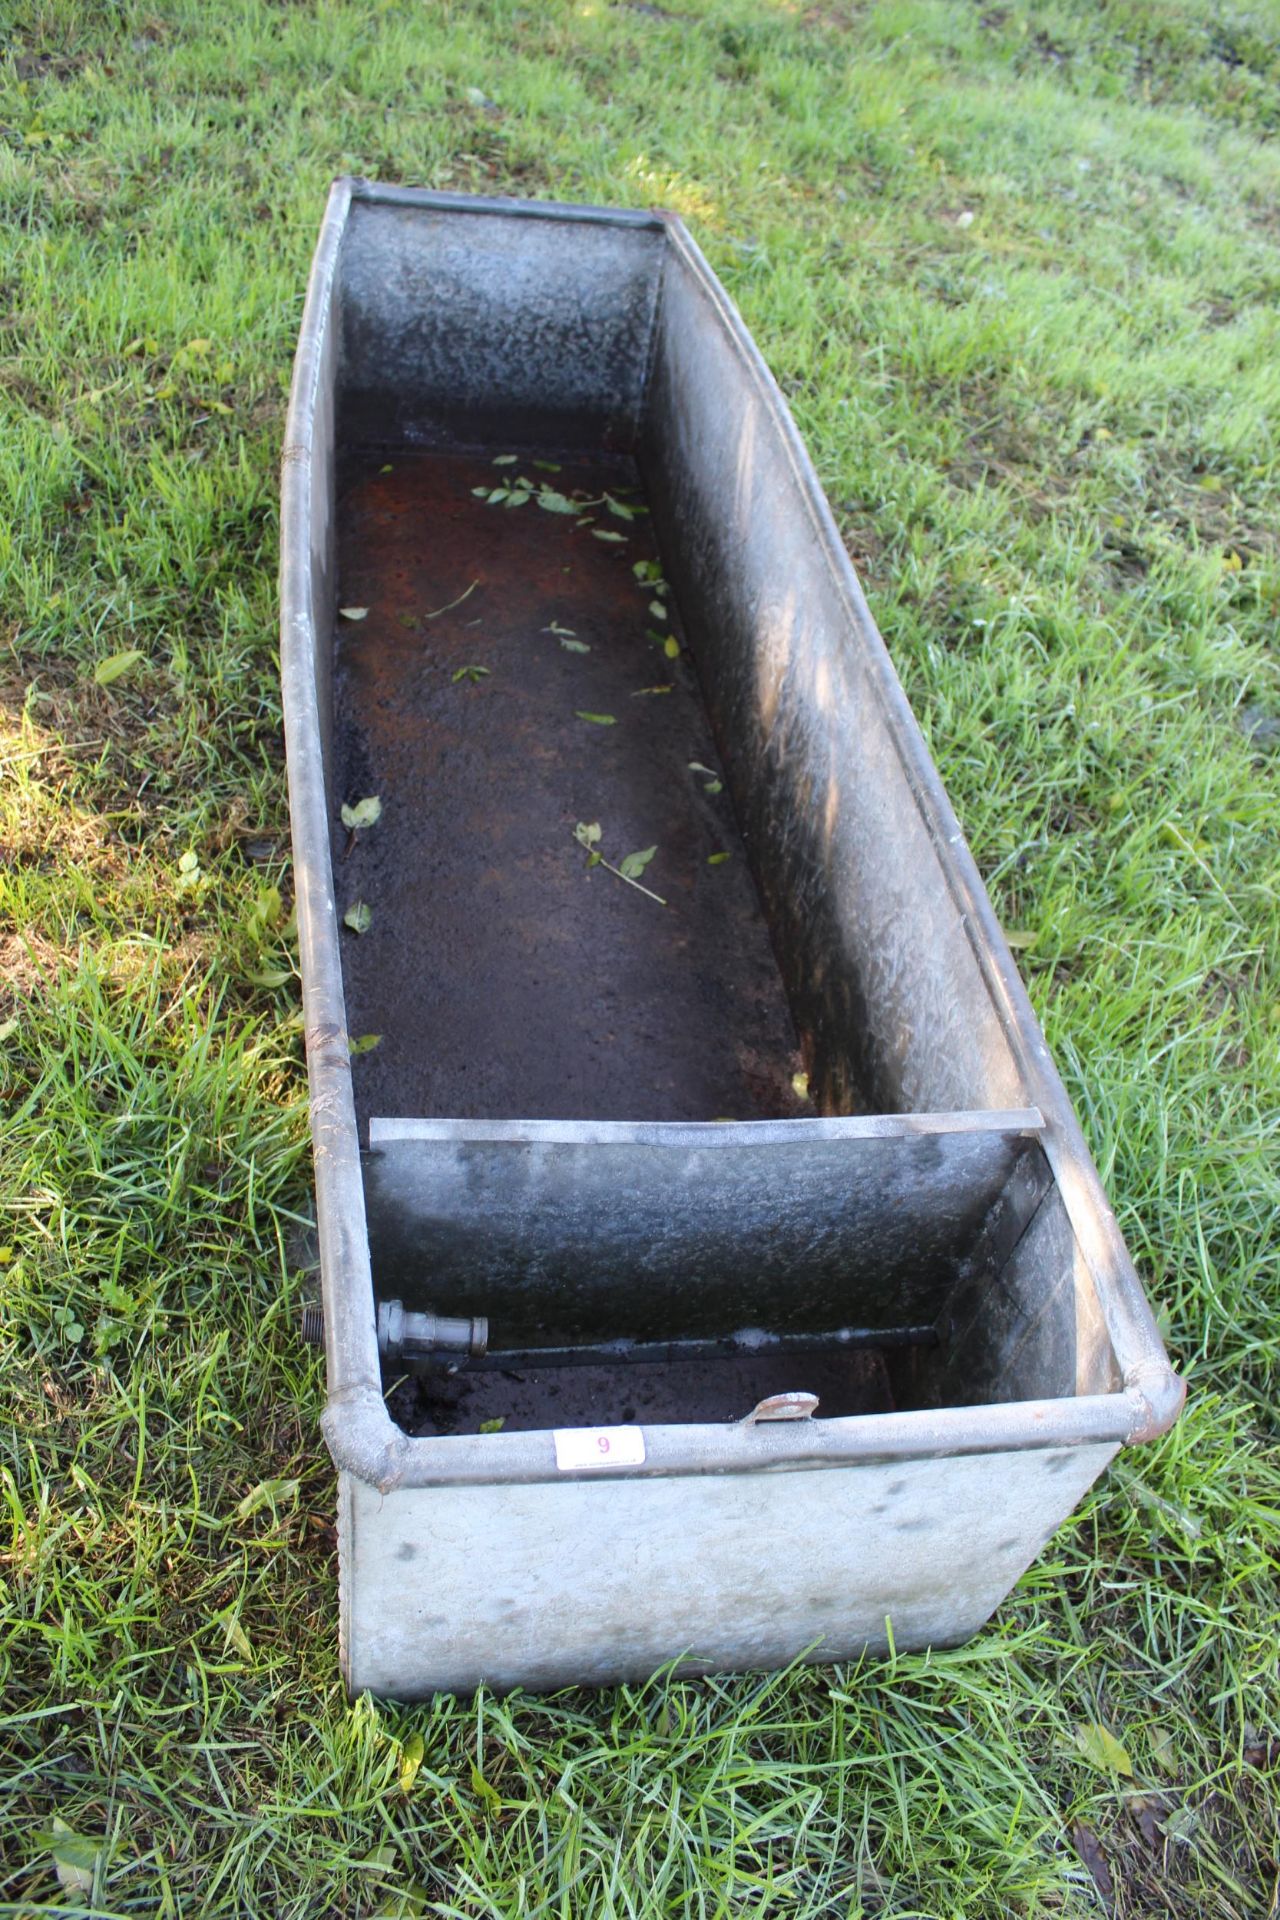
[281,180,1183,1698]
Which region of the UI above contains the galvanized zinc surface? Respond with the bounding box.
[341,1442,1118,1697]
[364,1114,1045,1339]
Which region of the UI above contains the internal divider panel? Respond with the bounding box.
[363,1110,1045,1347]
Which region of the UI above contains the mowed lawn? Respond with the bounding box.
[2,1,1278,1914]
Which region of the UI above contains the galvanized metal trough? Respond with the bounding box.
[281,179,1183,1699]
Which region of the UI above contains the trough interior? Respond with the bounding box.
[328,443,1118,1434]
[320,198,1123,1436]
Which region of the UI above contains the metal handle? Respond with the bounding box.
[742,1391,819,1424]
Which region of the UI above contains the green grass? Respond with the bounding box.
[2,0,1278,1913]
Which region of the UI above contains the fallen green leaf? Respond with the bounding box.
[221,1609,252,1660]
[619,846,657,880]
[1073,1722,1133,1777]
[649,601,667,620]
[245,967,293,989]
[399,1732,425,1794]
[44,1818,101,1898]
[592,529,626,543]
[663,636,680,659]
[237,1476,300,1521]
[537,488,577,514]
[576,711,616,725]
[93,647,145,687]
[574,822,603,847]
[348,1033,382,1055]
[560,638,590,653]
[341,795,383,831]
[339,606,369,621]
[452,665,490,684]
[344,901,373,935]
[492,453,517,466]
[707,851,731,865]
[479,1417,505,1433]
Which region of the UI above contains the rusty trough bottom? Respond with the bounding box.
[333,445,819,1134]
